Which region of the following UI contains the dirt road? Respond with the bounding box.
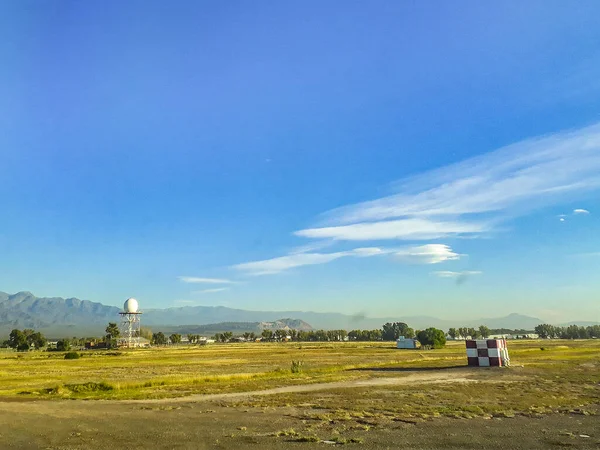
[122,369,476,404]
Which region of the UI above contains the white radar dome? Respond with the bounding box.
[124,298,139,313]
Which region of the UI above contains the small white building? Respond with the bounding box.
[396,336,418,349]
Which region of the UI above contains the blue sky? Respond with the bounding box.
[1,1,599,322]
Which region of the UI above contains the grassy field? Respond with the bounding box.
[1,339,598,408]
[0,339,598,448]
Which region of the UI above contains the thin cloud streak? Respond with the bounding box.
[296,218,489,241]
[178,277,235,284]
[233,244,461,275]
[396,244,461,264]
[573,208,590,214]
[233,247,388,276]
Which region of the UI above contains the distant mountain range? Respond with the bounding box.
[1,291,597,337]
[159,318,314,336]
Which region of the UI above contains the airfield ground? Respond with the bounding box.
[0,340,598,448]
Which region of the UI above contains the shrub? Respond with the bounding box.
[65,382,113,393]
[291,360,303,373]
[416,328,447,349]
[56,339,71,351]
[64,351,80,360]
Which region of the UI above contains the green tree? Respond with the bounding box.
[56,339,71,351]
[17,342,30,352]
[467,327,479,339]
[105,322,120,347]
[314,330,328,341]
[587,325,600,338]
[28,331,47,349]
[275,329,288,341]
[151,332,167,345]
[169,333,182,344]
[382,323,394,340]
[261,329,273,341]
[382,322,414,341]
[478,325,491,339]
[8,329,27,349]
[221,331,233,342]
[416,328,447,349]
[447,328,458,339]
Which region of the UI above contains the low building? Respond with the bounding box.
[396,336,418,349]
[85,341,109,349]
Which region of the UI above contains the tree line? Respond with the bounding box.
[5,321,598,351]
[534,324,600,339]
[447,326,492,340]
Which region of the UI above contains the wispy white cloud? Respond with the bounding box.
[395,244,462,264]
[178,276,235,284]
[233,247,389,276]
[233,244,462,275]
[288,240,336,255]
[230,123,600,278]
[193,288,229,294]
[296,218,489,241]
[296,123,600,241]
[433,270,482,278]
[573,208,590,215]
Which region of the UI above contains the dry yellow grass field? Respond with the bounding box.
[0,339,599,448]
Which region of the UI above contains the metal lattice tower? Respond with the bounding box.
[119,311,142,348]
[119,297,142,348]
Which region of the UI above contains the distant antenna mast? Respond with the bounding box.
[119,298,142,348]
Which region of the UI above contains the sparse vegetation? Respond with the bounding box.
[291,360,303,373]
[0,339,597,415]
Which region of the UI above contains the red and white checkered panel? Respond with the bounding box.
[465,339,509,367]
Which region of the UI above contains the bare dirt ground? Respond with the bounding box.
[1,369,598,450]
[0,396,598,449]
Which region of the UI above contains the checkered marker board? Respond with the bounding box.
[465,339,510,367]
